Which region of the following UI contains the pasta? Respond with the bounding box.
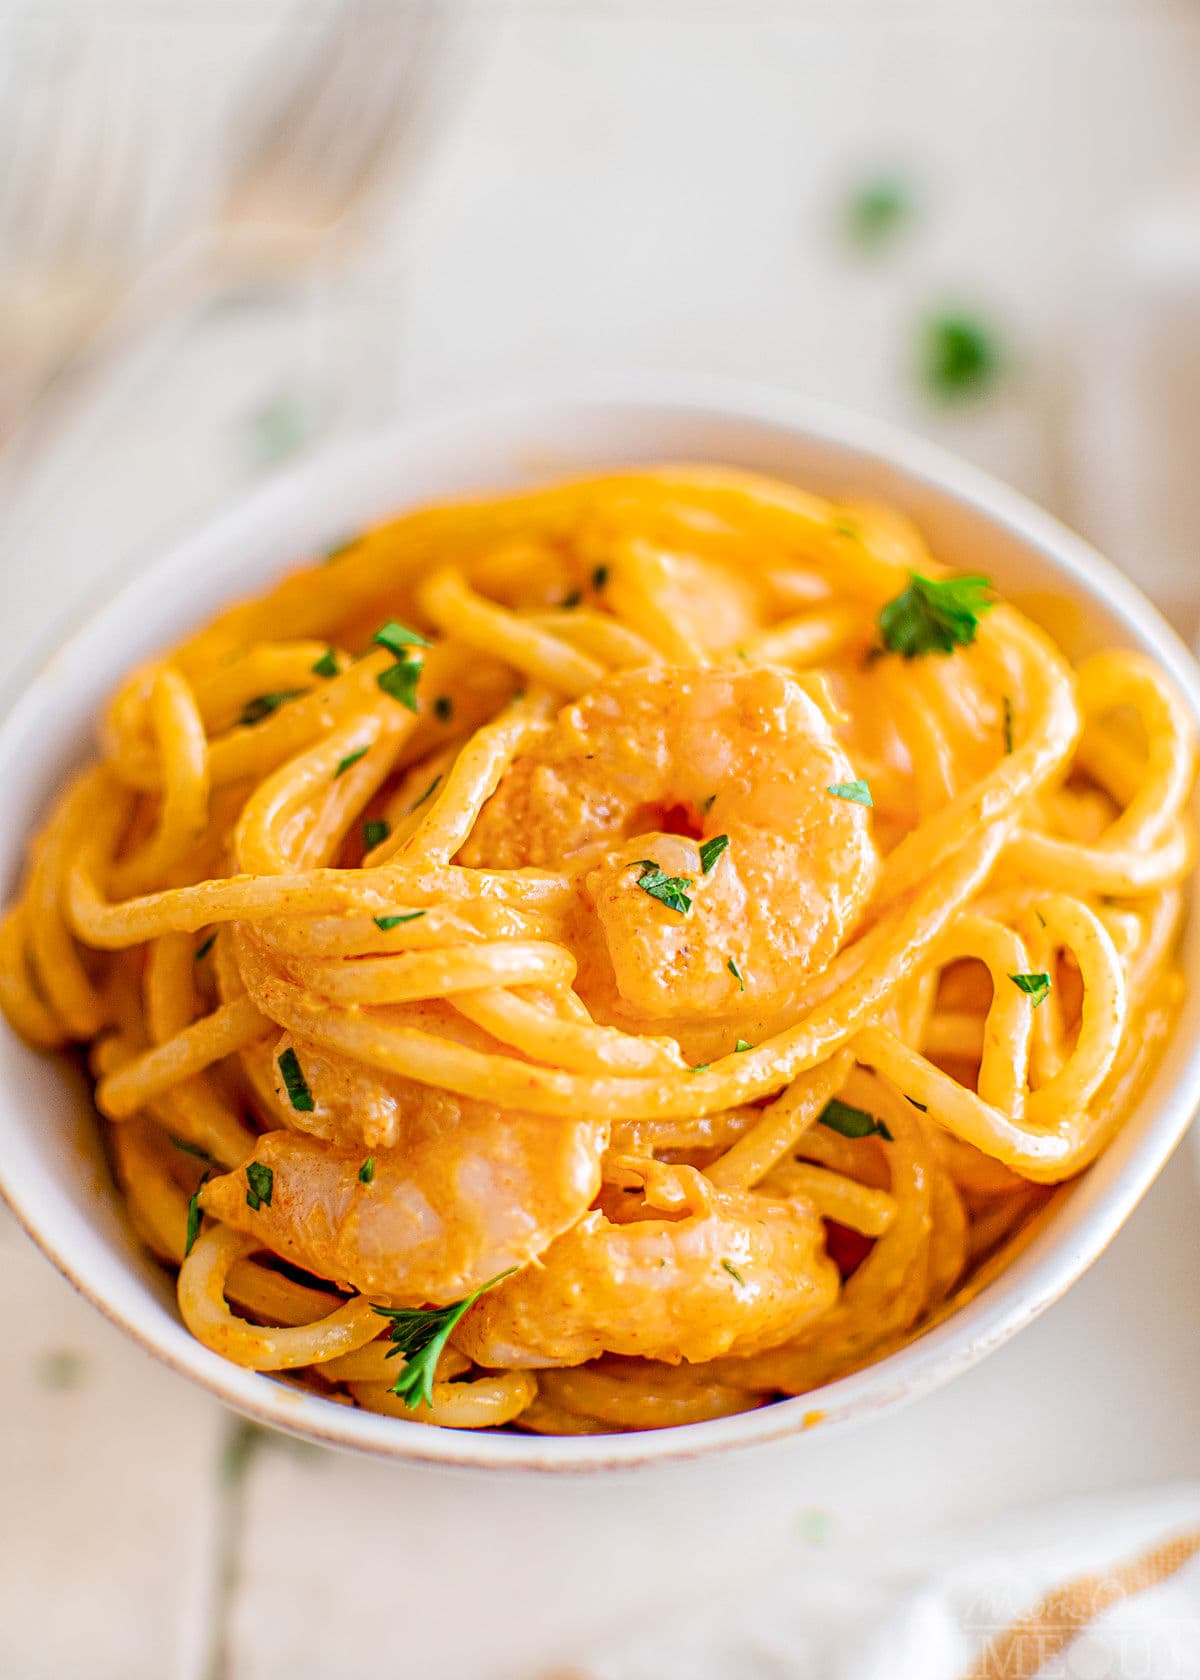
[1,465,1194,1435]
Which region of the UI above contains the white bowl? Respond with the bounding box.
[3,378,1199,1471]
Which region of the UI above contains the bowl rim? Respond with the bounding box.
[3,371,1200,1472]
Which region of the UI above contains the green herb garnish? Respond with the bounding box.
[410,774,441,812]
[373,620,431,656]
[358,1157,376,1185]
[323,534,359,563]
[591,565,609,590]
[698,834,730,874]
[921,311,1002,401]
[433,695,453,722]
[561,590,582,609]
[721,1260,746,1285]
[245,1162,274,1211]
[1009,971,1052,1007]
[373,1270,515,1409]
[827,779,873,807]
[878,572,995,659]
[311,649,339,678]
[1003,695,1014,755]
[278,1048,314,1113]
[194,932,217,962]
[334,747,368,779]
[700,793,717,814]
[170,1136,217,1167]
[239,689,306,727]
[819,1098,893,1141]
[633,862,693,915]
[734,1038,753,1053]
[363,819,391,851]
[374,911,426,931]
[184,1177,208,1257]
[846,175,912,250]
[376,657,423,712]
[727,956,745,992]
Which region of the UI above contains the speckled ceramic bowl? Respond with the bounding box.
[3,379,1199,1469]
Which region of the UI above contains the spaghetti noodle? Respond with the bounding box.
[1,466,1194,1434]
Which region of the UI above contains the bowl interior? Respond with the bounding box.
[3,383,1199,1469]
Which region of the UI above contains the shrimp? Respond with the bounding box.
[462,665,879,1026]
[455,1161,839,1367]
[199,1091,606,1304]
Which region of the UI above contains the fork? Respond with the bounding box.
[0,0,449,451]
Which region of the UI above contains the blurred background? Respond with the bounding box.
[2,2,1200,1678]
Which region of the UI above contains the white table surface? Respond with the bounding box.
[2,4,1200,1677]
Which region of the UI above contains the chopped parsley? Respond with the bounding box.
[721,1260,746,1285]
[700,793,717,814]
[358,1157,376,1185]
[727,956,745,992]
[170,1136,217,1167]
[433,695,453,722]
[1003,695,1014,755]
[334,747,368,779]
[323,534,359,563]
[373,620,431,656]
[921,311,1003,401]
[734,1038,753,1053]
[363,819,391,851]
[1009,971,1052,1007]
[377,657,423,712]
[878,572,995,659]
[827,779,873,807]
[845,175,912,250]
[245,1162,274,1211]
[832,516,861,540]
[239,689,305,727]
[374,911,426,931]
[194,932,217,962]
[591,565,609,591]
[692,1062,711,1073]
[561,589,582,609]
[906,1097,928,1112]
[373,1269,515,1409]
[819,1098,893,1141]
[278,1047,314,1113]
[410,774,442,812]
[698,833,730,873]
[633,862,693,915]
[311,649,339,678]
[184,1177,208,1257]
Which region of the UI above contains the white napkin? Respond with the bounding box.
[562,1486,1200,1680]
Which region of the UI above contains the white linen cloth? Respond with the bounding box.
[564,1486,1200,1680]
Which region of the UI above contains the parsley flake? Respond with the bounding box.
[311,649,339,679]
[184,1176,208,1257]
[819,1098,893,1141]
[373,620,431,656]
[561,589,582,609]
[376,657,423,712]
[410,774,442,812]
[727,956,745,992]
[358,1157,376,1185]
[878,572,995,659]
[374,912,426,931]
[721,1260,746,1285]
[363,819,391,851]
[334,747,368,779]
[373,1270,515,1409]
[1003,694,1014,755]
[700,793,717,814]
[846,175,912,250]
[1009,971,1052,1007]
[734,1038,753,1053]
[194,932,217,962]
[433,695,453,722]
[239,689,305,727]
[278,1047,314,1112]
[633,862,693,915]
[323,534,359,563]
[591,565,609,590]
[921,310,1003,401]
[170,1136,217,1167]
[695,833,726,873]
[245,1162,274,1211]
[827,780,873,807]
